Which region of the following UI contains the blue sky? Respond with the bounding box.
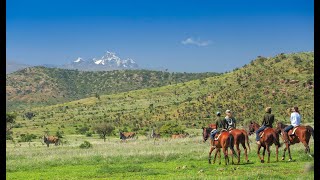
[6,0,314,72]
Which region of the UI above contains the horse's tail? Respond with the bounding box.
[272,131,281,147]
[243,130,251,152]
[306,126,314,139]
[229,134,238,158]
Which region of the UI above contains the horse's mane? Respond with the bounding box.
[276,121,287,129]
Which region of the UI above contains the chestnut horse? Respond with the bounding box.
[275,122,314,161]
[229,128,250,164]
[202,127,236,165]
[202,127,250,164]
[248,121,280,163]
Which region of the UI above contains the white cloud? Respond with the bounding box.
[181,37,211,46]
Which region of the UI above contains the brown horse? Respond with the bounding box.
[43,135,60,147]
[275,122,314,161]
[202,127,250,164]
[248,121,280,163]
[119,132,136,141]
[229,128,250,164]
[202,127,236,165]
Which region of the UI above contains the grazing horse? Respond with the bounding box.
[228,128,250,164]
[202,127,236,165]
[248,121,280,163]
[171,133,189,139]
[275,122,314,161]
[119,132,136,141]
[43,135,60,147]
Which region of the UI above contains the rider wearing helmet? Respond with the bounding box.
[224,110,236,130]
[210,112,226,140]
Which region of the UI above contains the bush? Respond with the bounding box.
[85,131,93,137]
[18,133,37,142]
[159,123,185,137]
[76,126,90,134]
[79,141,92,149]
[56,130,64,138]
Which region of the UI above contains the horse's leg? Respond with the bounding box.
[218,148,222,165]
[241,141,249,163]
[282,145,287,160]
[208,145,215,164]
[236,143,240,164]
[262,146,266,163]
[301,140,312,158]
[213,147,219,164]
[266,144,270,163]
[276,144,279,162]
[287,144,292,161]
[257,144,263,163]
[223,147,228,165]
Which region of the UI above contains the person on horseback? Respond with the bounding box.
[283,106,301,144]
[224,110,236,130]
[210,112,226,140]
[255,107,275,145]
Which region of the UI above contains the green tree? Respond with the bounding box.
[93,123,115,142]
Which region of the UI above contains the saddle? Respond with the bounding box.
[259,127,271,138]
[214,129,227,140]
[289,126,300,136]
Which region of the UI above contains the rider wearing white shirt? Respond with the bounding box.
[283,106,301,144]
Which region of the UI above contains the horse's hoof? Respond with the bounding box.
[288,159,292,162]
[247,160,250,163]
[281,157,285,161]
[261,160,264,163]
[219,162,221,165]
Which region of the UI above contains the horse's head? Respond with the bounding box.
[248,121,258,135]
[202,127,212,142]
[275,122,286,134]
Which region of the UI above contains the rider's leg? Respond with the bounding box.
[283,125,293,144]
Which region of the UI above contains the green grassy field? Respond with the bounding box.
[6,130,314,180]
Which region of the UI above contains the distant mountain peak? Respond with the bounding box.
[64,51,139,71]
[74,57,84,63]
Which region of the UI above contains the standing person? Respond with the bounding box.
[224,110,236,130]
[210,112,226,140]
[255,107,275,145]
[283,106,301,144]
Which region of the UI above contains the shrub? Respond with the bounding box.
[76,126,90,134]
[56,130,64,138]
[79,141,92,149]
[85,131,93,137]
[18,133,37,142]
[159,123,185,137]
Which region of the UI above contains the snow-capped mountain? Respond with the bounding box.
[63,51,139,71]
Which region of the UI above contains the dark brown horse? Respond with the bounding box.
[203,127,250,164]
[275,122,314,161]
[248,121,280,163]
[202,127,236,165]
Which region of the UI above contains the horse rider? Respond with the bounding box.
[283,106,301,145]
[224,110,236,130]
[255,107,275,145]
[210,112,226,140]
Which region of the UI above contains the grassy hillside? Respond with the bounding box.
[9,52,313,137]
[6,68,220,111]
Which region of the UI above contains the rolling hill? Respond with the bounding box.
[6,68,220,111]
[9,52,314,137]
